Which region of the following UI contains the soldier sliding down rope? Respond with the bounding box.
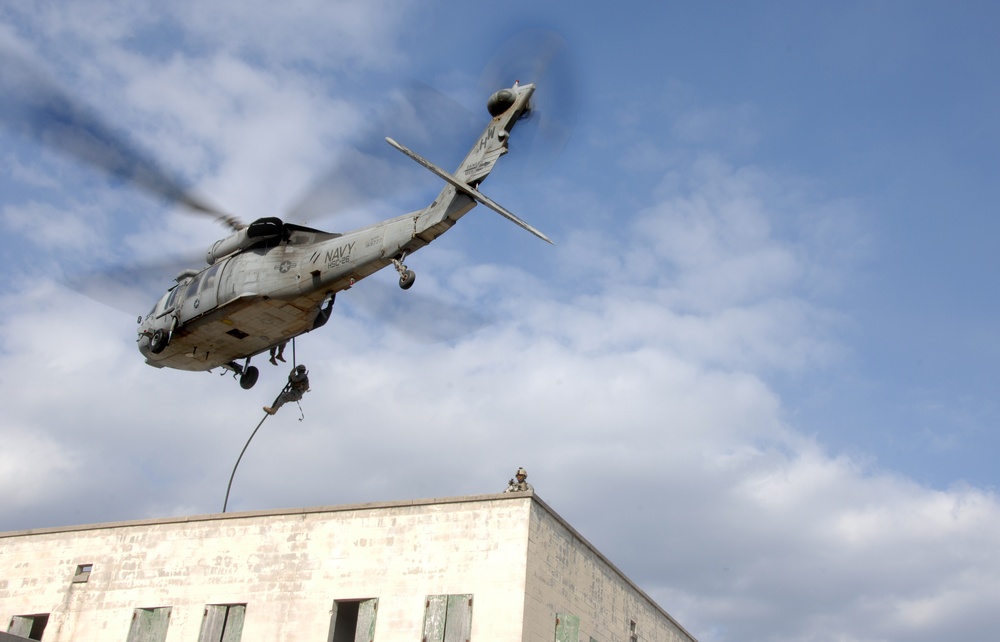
[263,364,309,415]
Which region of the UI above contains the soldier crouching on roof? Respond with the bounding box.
[504,467,533,493]
[264,364,309,415]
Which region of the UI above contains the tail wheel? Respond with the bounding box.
[399,269,416,290]
[149,328,168,354]
[239,366,259,390]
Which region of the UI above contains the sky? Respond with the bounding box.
[1,1,999,641]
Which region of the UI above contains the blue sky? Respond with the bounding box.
[2,2,999,641]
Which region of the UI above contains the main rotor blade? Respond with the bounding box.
[65,254,203,316]
[288,33,575,227]
[286,82,481,224]
[0,53,243,231]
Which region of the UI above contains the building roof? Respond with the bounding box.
[1,492,697,641]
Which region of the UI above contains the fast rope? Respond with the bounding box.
[222,412,269,513]
[291,337,305,421]
[222,338,305,512]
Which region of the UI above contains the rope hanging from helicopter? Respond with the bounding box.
[222,412,268,513]
[289,337,306,421]
[222,337,305,512]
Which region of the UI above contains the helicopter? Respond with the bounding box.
[130,81,550,389]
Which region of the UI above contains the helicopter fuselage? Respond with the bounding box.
[138,209,433,372]
[135,81,541,388]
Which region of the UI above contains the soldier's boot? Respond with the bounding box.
[263,406,277,415]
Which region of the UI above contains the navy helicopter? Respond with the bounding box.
[2,33,570,390]
[137,82,549,389]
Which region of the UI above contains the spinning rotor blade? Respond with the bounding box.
[0,53,242,231]
[289,33,575,226]
[478,29,578,176]
[287,83,481,224]
[65,253,203,316]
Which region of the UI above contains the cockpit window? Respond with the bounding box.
[165,284,182,310]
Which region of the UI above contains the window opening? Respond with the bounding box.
[199,604,246,642]
[125,607,171,642]
[554,614,580,642]
[8,614,48,640]
[73,563,93,583]
[422,594,473,642]
[328,598,377,642]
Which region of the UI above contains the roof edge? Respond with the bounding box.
[0,492,534,538]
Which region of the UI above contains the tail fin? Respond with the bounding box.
[456,82,534,186]
[389,82,551,246]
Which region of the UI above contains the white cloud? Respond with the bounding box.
[3,200,105,250]
[3,0,413,70]
[0,429,77,508]
[173,0,415,69]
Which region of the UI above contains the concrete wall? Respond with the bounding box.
[0,496,533,642]
[1,494,699,642]
[522,498,697,642]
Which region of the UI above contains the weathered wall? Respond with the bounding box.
[0,496,532,642]
[522,498,698,642]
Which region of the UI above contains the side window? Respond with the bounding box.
[199,604,246,642]
[8,614,49,640]
[125,607,171,642]
[185,273,203,299]
[328,598,378,642]
[73,563,93,583]
[201,263,220,294]
[422,594,473,642]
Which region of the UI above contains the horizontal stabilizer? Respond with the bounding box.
[385,137,553,244]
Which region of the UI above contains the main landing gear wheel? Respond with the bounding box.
[392,254,416,290]
[149,328,168,354]
[239,366,259,390]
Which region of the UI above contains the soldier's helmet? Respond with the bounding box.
[295,364,306,374]
[516,467,528,478]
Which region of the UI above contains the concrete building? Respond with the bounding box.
[0,493,698,642]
